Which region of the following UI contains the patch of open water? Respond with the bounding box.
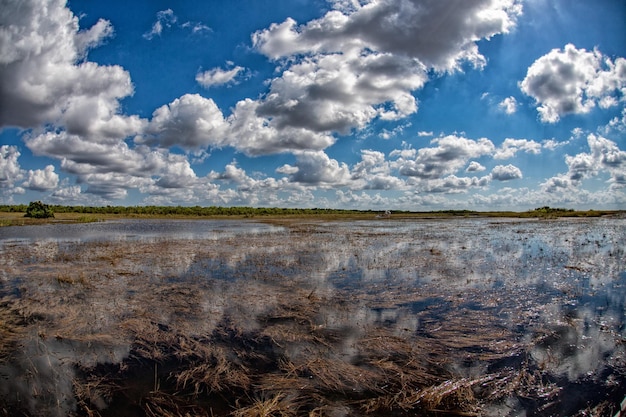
[0,219,283,243]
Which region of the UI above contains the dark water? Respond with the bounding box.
[0,217,624,416]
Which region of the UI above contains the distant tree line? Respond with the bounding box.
[0,203,618,218]
[0,203,382,217]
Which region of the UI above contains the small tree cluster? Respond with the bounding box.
[24,201,55,218]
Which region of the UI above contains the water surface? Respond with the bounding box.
[0,217,624,416]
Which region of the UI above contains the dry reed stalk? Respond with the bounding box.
[359,329,449,385]
[0,300,30,360]
[73,375,116,417]
[256,373,316,393]
[399,375,496,413]
[293,357,383,394]
[261,297,321,327]
[480,366,560,403]
[143,391,209,417]
[232,391,303,417]
[121,318,181,362]
[174,344,251,395]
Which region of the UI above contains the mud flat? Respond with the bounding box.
[1,217,625,416]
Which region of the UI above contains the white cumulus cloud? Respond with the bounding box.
[0,145,24,188]
[248,0,522,141]
[499,96,518,114]
[0,0,139,136]
[142,94,229,149]
[23,165,59,191]
[466,161,486,172]
[542,134,626,192]
[490,164,522,181]
[397,135,495,179]
[520,44,626,123]
[494,138,542,159]
[281,151,351,186]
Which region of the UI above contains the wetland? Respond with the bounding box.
[0,216,625,416]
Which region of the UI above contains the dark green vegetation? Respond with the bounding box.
[23,201,55,219]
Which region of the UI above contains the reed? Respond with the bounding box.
[143,391,209,417]
[232,392,302,417]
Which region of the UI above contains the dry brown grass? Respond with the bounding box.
[143,391,210,417]
[175,345,252,395]
[232,392,302,417]
[73,375,116,417]
[0,299,34,360]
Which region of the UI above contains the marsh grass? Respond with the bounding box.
[0,300,35,360]
[1,218,625,416]
[64,294,570,416]
[142,391,210,417]
[76,215,102,223]
[232,392,303,417]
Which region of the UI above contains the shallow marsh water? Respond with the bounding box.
[0,217,625,416]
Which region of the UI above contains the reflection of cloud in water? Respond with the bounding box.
[0,332,129,417]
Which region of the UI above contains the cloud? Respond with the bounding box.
[0,0,141,140]
[196,66,245,88]
[498,96,518,114]
[604,108,626,135]
[249,0,521,140]
[78,172,148,199]
[26,131,149,176]
[51,185,84,202]
[586,134,626,187]
[466,161,486,172]
[144,95,336,156]
[75,18,114,58]
[255,52,426,135]
[351,149,405,190]
[143,9,177,40]
[212,161,292,197]
[542,138,569,151]
[25,130,206,198]
[142,94,228,149]
[226,99,336,155]
[520,44,626,123]
[154,153,198,189]
[397,135,495,179]
[253,0,521,70]
[182,22,212,34]
[494,138,541,159]
[0,145,24,189]
[541,174,574,193]
[144,9,211,40]
[378,123,411,140]
[280,151,351,186]
[23,165,59,191]
[490,164,522,181]
[542,134,626,192]
[422,175,489,194]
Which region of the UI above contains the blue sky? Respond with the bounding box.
[1,0,625,210]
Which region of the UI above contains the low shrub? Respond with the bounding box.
[24,201,54,219]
